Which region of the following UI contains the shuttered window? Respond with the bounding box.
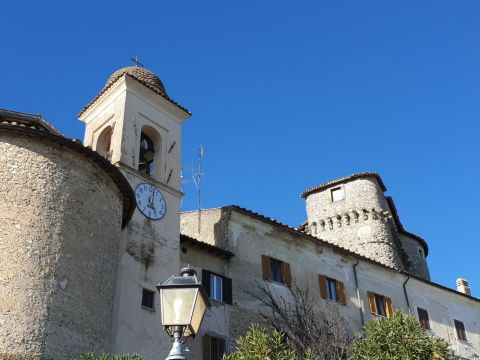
[203,334,226,360]
[454,320,467,341]
[417,307,430,330]
[202,269,232,305]
[367,291,393,317]
[261,255,292,286]
[319,275,346,305]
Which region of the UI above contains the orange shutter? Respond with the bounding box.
[336,281,346,305]
[203,334,211,360]
[384,297,393,318]
[319,275,328,299]
[368,292,377,314]
[282,262,292,287]
[261,255,271,281]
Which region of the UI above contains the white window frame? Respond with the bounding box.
[210,274,223,302]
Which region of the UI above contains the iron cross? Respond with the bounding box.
[131,55,144,67]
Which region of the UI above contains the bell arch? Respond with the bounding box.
[138,125,162,179]
[95,126,113,160]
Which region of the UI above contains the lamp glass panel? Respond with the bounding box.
[161,288,197,326]
[190,291,208,335]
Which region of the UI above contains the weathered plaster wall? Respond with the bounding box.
[0,132,124,359]
[181,208,231,248]
[304,177,404,270]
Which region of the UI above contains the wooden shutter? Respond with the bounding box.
[319,275,327,299]
[418,308,430,330]
[336,281,346,305]
[223,276,233,305]
[384,297,393,318]
[261,255,271,280]
[218,337,226,358]
[203,334,212,360]
[202,269,211,297]
[282,261,292,287]
[368,292,377,314]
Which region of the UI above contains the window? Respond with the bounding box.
[417,308,430,330]
[261,255,292,286]
[319,275,346,304]
[454,319,467,341]
[367,292,393,317]
[331,187,345,202]
[203,334,226,360]
[141,288,155,310]
[202,270,232,304]
[418,247,425,259]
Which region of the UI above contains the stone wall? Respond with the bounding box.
[304,176,404,269]
[0,131,125,359]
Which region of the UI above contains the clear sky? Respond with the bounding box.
[2,1,479,295]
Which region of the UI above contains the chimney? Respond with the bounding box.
[456,278,471,296]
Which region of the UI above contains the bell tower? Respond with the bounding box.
[78,65,191,358]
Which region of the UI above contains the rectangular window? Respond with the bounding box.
[417,308,430,330]
[331,187,345,202]
[368,291,393,317]
[261,255,292,286]
[319,275,346,305]
[141,288,155,310]
[210,274,223,302]
[327,278,338,301]
[202,269,233,304]
[203,334,226,360]
[454,320,467,341]
[270,258,284,283]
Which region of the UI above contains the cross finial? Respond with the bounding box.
[131,55,144,67]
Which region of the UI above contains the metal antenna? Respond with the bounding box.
[131,55,144,67]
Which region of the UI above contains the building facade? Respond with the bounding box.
[0,66,479,360]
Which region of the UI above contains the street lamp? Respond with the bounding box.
[157,267,211,360]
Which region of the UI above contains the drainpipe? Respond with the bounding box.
[352,257,365,326]
[402,274,411,313]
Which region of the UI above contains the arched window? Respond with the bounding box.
[138,126,161,178]
[96,126,113,160]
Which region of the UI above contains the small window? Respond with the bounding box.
[319,275,346,305]
[417,308,430,330]
[141,288,155,310]
[210,274,223,302]
[454,319,467,341]
[331,187,345,202]
[368,291,393,317]
[418,247,424,259]
[261,255,292,286]
[202,270,233,304]
[327,278,338,301]
[203,334,226,360]
[270,258,284,283]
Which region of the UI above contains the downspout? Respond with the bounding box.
[353,257,365,326]
[402,274,411,313]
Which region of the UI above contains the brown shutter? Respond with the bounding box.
[218,337,226,358]
[336,281,346,305]
[261,255,271,280]
[203,334,211,360]
[368,292,377,314]
[384,297,393,318]
[319,275,328,299]
[282,261,292,287]
[223,276,233,305]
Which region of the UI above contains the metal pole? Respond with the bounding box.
[166,326,186,360]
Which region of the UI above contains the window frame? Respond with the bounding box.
[202,269,233,305]
[454,319,468,342]
[330,186,345,202]
[261,255,292,287]
[417,307,431,331]
[319,274,346,305]
[367,291,393,317]
[210,274,223,302]
[203,334,226,360]
[270,258,284,284]
[141,288,155,310]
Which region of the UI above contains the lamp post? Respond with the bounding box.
[157,267,211,360]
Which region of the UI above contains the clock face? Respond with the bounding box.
[135,183,166,220]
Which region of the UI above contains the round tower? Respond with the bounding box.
[301,172,404,269]
[0,111,134,359]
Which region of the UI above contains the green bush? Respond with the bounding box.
[349,310,458,360]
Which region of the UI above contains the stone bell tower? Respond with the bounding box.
[78,65,191,358]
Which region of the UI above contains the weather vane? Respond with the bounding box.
[131,55,144,67]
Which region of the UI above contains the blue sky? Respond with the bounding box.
[2,1,479,295]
